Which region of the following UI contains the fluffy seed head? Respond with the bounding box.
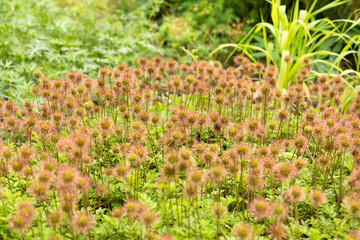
[284,186,306,203]
[71,211,94,235]
[212,204,227,219]
[111,207,124,219]
[113,163,130,180]
[308,190,327,207]
[250,198,271,219]
[275,163,295,182]
[47,211,63,228]
[268,223,288,240]
[9,214,29,233]
[316,155,331,169]
[76,175,92,194]
[183,183,199,199]
[139,210,159,228]
[343,193,360,217]
[246,173,265,191]
[30,182,49,201]
[271,202,289,221]
[187,170,205,186]
[208,165,226,183]
[232,223,253,240]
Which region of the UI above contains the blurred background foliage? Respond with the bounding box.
[0,0,359,102]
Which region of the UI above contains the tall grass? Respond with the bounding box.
[211,0,360,93]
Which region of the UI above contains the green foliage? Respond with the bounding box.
[1,0,162,101]
[211,0,360,92]
[167,0,359,23]
[0,0,250,103]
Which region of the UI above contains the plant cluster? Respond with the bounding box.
[0,0,246,103]
[213,0,360,109]
[1,55,360,240]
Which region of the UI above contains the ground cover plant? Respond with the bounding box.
[0,0,246,103]
[1,55,360,239]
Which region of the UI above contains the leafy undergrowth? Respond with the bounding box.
[1,56,360,240]
[0,0,243,102]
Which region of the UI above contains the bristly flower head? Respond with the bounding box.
[246,119,261,135]
[95,184,109,196]
[76,175,92,194]
[277,109,289,121]
[97,118,114,137]
[308,190,327,207]
[17,201,36,220]
[302,56,312,66]
[71,211,94,235]
[268,223,288,240]
[343,192,360,217]
[113,163,130,180]
[47,210,63,229]
[232,223,253,240]
[202,151,217,165]
[292,135,308,150]
[207,165,226,183]
[4,100,18,115]
[316,155,331,169]
[164,152,180,165]
[166,60,178,73]
[9,214,30,233]
[271,202,289,222]
[29,182,49,201]
[294,158,308,172]
[236,143,252,159]
[9,201,36,233]
[247,158,262,174]
[246,173,265,191]
[161,164,177,181]
[111,207,124,219]
[123,201,138,218]
[60,192,79,215]
[187,169,205,186]
[212,204,228,219]
[262,157,276,173]
[250,198,271,219]
[139,210,159,228]
[55,166,79,193]
[130,145,148,164]
[179,148,192,161]
[183,183,199,199]
[335,133,353,151]
[283,186,306,203]
[234,55,249,67]
[18,145,35,163]
[284,55,293,64]
[40,158,57,172]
